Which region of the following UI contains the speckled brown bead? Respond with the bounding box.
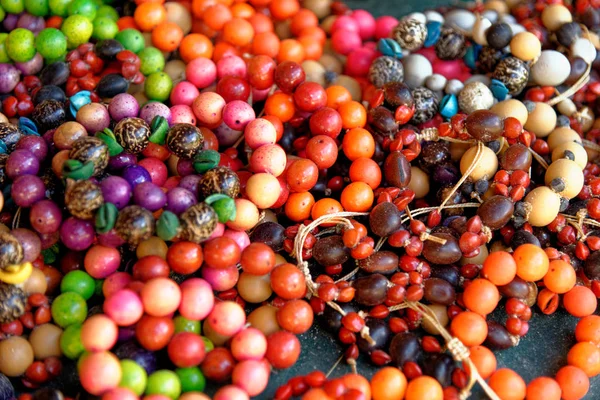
[0,123,22,153]
[477,46,505,73]
[115,205,155,246]
[392,18,426,51]
[166,123,204,160]
[492,56,530,95]
[411,87,439,124]
[198,166,241,199]
[0,282,26,324]
[368,56,404,87]
[0,232,23,270]
[31,100,66,133]
[113,117,151,154]
[69,136,110,177]
[179,203,218,243]
[435,28,467,60]
[65,179,104,220]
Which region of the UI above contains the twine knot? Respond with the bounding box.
[417,127,440,142]
[481,225,493,243]
[419,231,448,245]
[447,337,471,362]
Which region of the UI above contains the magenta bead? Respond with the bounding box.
[222,100,255,131]
[11,228,41,263]
[201,265,239,291]
[186,57,217,89]
[217,55,247,80]
[351,9,376,40]
[139,102,172,126]
[84,244,121,279]
[176,159,195,177]
[179,278,215,321]
[431,57,471,81]
[109,93,140,121]
[252,86,271,102]
[6,149,40,179]
[39,231,59,250]
[222,229,250,251]
[332,29,362,55]
[209,222,226,240]
[104,288,144,326]
[346,47,378,76]
[11,174,45,208]
[375,15,399,40]
[102,272,133,298]
[214,385,249,400]
[97,229,126,248]
[29,199,62,234]
[170,81,200,106]
[60,217,95,251]
[331,15,360,34]
[137,157,168,186]
[16,135,48,161]
[170,104,197,125]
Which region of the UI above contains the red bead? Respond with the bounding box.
[370,350,392,366]
[274,384,293,400]
[342,312,365,333]
[403,361,422,379]
[389,317,408,334]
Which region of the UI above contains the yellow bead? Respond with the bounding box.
[136,236,168,259]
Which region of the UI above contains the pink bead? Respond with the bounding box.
[345,47,378,77]
[102,272,133,298]
[222,100,256,131]
[103,289,144,326]
[192,91,225,127]
[170,81,200,106]
[231,328,267,361]
[252,86,271,102]
[217,55,247,80]
[222,229,250,250]
[375,16,398,40]
[186,57,217,89]
[351,9,376,40]
[201,265,239,291]
[179,278,215,321]
[176,159,195,177]
[102,388,138,400]
[209,222,226,240]
[332,29,362,56]
[84,245,121,279]
[432,58,469,81]
[331,15,359,34]
[97,230,126,248]
[244,118,277,150]
[206,301,246,336]
[170,104,197,125]
[137,157,168,186]
[231,359,270,397]
[249,144,287,177]
[213,385,249,400]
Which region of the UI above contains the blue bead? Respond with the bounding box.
[18,117,39,136]
[0,141,6,154]
[440,94,458,119]
[463,45,481,70]
[377,38,403,58]
[490,79,509,101]
[69,90,92,117]
[424,21,441,47]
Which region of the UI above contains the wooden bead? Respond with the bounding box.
[541,4,573,31]
[547,127,582,151]
[531,50,571,87]
[552,141,588,169]
[524,186,561,227]
[524,102,557,138]
[490,99,528,125]
[460,145,498,181]
[408,166,430,199]
[472,16,492,46]
[510,32,541,62]
[485,0,509,15]
[557,99,577,117]
[545,158,584,199]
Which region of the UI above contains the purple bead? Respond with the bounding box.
[176,159,194,177]
[179,174,201,197]
[6,149,40,179]
[165,187,197,215]
[11,228,41,263]
[109,93,140,121]
[60,217,95,251]
[39,231,59,250]
[108,153,137,172]
[133,181,167,211]
[16,135,48,161]
[17,13,45,33]
[122,165,152,188]
[100,176,131,210]
[3,14,18,31]
[29,200,62,234]
[97,229,126,248]
[139,102,172,126]
[11,174,45,207]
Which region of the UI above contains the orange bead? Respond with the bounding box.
[526,377,562,400]
[117,16,139,31]
[248,12,274,34]
[488,369,526,400]
[568,341,600,377]
[543,259,576,294]
[326,86,353,110]
[405,376,443,400]
[311,198,344,222]
[339,101,367,129]
[342,128,375,161]
[302,388,333,400]
[575,315,600,345]
[349,157,382,189]
[284,192,315,222]
[371,367,407,400]
[265,92,295,122]
[212,41,240,62]
[269,0,299,20]
[298,36,323,60]
[179,33,213,62]
[450,311,488,346]
[555,366,589,400]
[342,374,372,399]
[340,182,374,212]
[202,3,232,31]
[513,243,549,282]
[223,18,254,47]
[481,250,517,286]
[191,0,216,18]
[290,9,318,36]
[133,2,166,31]
[230,2,254,18]
[465,346,496,380]
[563,286,598,317]
[277,39,305,63]
[462,279,500,316]
[252,31,280,58]
[152,22,184,52]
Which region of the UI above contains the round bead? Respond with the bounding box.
[425,11,444,23]
[198,166,241,199]
[113,117,151,155]
[402,54,433,88]
[490,99,528,125]
[541,4,572,31]
[531,50,571,87]
[524,102,557,138]
[571,38,597,64]
[425,74,447,92]
[552,141,588,169]
[65,179,104,220]
[547,127,582,151]
[458,82,494,114]
[556,22,582,47]
[368,56,404,87]
[492,56,529,95]
[392,18,426,51]
[485,22,513,49]
[166,123,204,160]
[444,9,476,34]
[545,159,584,199]
[460,145,498,181]
[179,203,218,243]
[69,136,110,177]
[0,232,23,270]
[435,27,466,60]
[509,32,541,62]
[115,205,155,246]
[477,46,504,73]
[445,79,464,95]
[411,87,438,124]
[524,186,561,227]
[472,16,492,46]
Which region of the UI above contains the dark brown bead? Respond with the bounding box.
[0,282,26,323]
[423,278,456,305]
[389,332,422,367]
[368,106,398,135]
[419,142,450,171]
[498,276,530,299]
[354,274,389,306]
[69,136,110,176]
[357,318,391,353]
[584,250,600,280]
[465,110,504,143]
[484,321,515,350]
[65,179,103,220]
[422,233,462,265]
[369,202,403,237]
[198,166,240,199]
[166,123,204,159]
[500,143,532,171]
[179,203,218,243]
[383,81,413,108]
[0,231,23,270]
[312,235,349,267]
[477,46,504,73]
[358,251,399,274]
[113,117,151,154]
[115,205,155,246]
[384,151,411,188]
[477,195,514,230]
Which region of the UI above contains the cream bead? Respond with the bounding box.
[402,54,433,88]
[408,167,430,199]
[557,99,577,117]
[445,9,477,34]
[524,186,561,227]
[547,126,582,151]
[571,38,597,64]
[510,32,541,62]
[445,79,464,95]
[541,4,572,31]
[458,81,494,114]
[524,102,557,138]
[545,158,584,199]
[490,99,528,125]
[552,141,588,169]
[580,107,596,133]
[425,10,444,23]
[460,145,498,181]
[482,10,499,23]
[302,60,326,86]
[333,75,361,101]
[531,50,571,87]
[426,74,447,92]
[407,12,427,24]
[509,23,526,35]
[472,16,492,46]
[485,0,509,15]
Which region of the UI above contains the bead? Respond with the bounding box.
[557,99,577,117]
[368,56,404,88]
[0,232,23,270]
[524,102,557,138]
[425,11,444,24]
[198,166,241,199]
[402,54,433,88]
[0,282,26,323]
[444,9,476,34]
[435,27,466,60]
[458,82,494,114]
[547,127,582,151]
[166,123,204,159]
[571,38,597,64]
[392,18,426,51]
[477,46,505,73]
[69,136,110,177]
[541,4,572,31]
[552,142,588,169]
[460,145,498,181]
[425,74,447,92]
[492,56,529,95]
[410,87,438,124]
[509,32,541,62]
[477,195,514,230]
[544,159,584,199]
[179,203,218,243]
[113,117,151,155]
[445,79,464,95]
[424,21,442,48]
[556,22,582,47]
[485,22,513,50]
[466,110,504,142]
[377,38,403,59]
[440,94,459,118]
[490,99,528,125]
[114,205,155,246]
[531,50,571,87]
[65,179,104,220]
[472,16,492,46]
[524,187,561,227]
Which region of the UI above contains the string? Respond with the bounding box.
[546,62,591,106]
[528,147,549,169]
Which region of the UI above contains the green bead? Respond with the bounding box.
[156,211,180,241]
[60,270,96,300]
[94,279,104,297]
[96,129,123,156]
[51,292,88,328]
[205,195,236,223]
[62,159,95,181]
[92,16,118,40]
[145,72,172,102]
[201,336,213,352]
[138,46,165,76]
[96,202,118,234]
[67,0,96,19]
[35,28,67,60]
[175,367,206,393]
[174,316,201,334]
[0,6,5,22]
[120,359,148,396]
[95,4,118,20]
[115,28,145,54]
[48,0,69,16]
[5,28,36,63]
[193,150,220,174]
[61,15,93,49]
[0,0,23,14]
[0,33,10,64]
[60,323,85,359]
[146,370,181,400]
[149,115,169,145]
[24,0,48,16]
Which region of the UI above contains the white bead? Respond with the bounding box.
[531,50,571,86]
[472,16,492,46]
[500,14,516,24]
[445,9,477,34]
[465,74,491,86]
[406,12,427,24]
[557,99,577,117]
[508,23,526,35]
[402,54,433,88]
[424,10,444,24]
[458,81,495,113]
[445,79,464,95]
[482,10,499,23]
[425,74,447,91]
[571,38,597,64]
